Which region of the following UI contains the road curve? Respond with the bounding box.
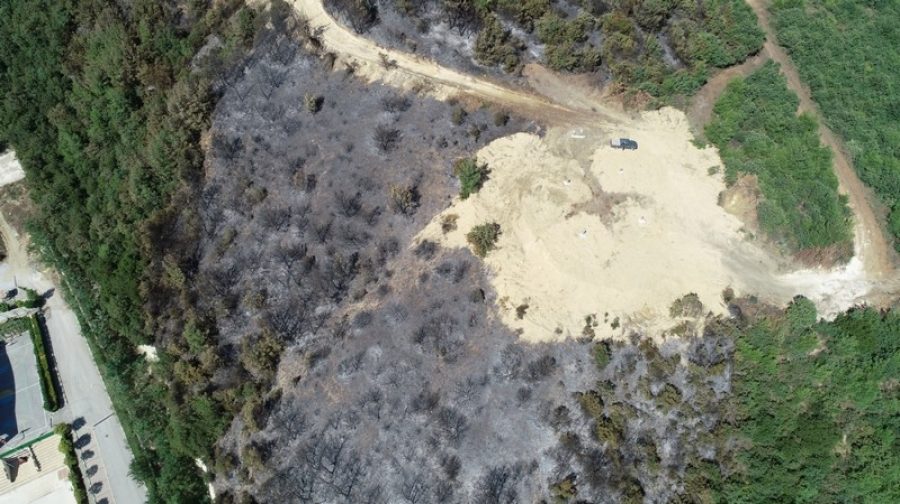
[745,0,896,281]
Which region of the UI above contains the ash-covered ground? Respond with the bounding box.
[175,17,738,504]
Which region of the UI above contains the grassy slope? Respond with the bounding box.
[770,0,900,250]
[706,61,851,252]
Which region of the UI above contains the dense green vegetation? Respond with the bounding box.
[770,0,900,250]
[454,157,490,199]
[27,314,59,411]
[706,62,851,252]
[459,0,763,100]
[55,423,89,504]
[718,303,900,502]
[0,1,255,501]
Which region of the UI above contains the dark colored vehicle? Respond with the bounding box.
[610,138,638,150]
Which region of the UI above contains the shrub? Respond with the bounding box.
[551,473,578,502]
[388,184,419,215]
[656,383,682,410]
[28,315,59,411]
[669,293,704,318]
[453,157,489,199]
[474,14,522,72]
[786,295,817,331]
[373,125,401,152]
[451,106,467,125]
[466,222,501,257]
[15,287,44,308]
[241,330,284,382]
[593,341,611,369]
[493,110,509,127]
[303,92,322,113]
[441,214,459,234]
[55,424,89,504]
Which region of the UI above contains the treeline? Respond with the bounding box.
[437,0,763,100]
[714,301,899,502]
[770,0,900,251]
[706,61,851,254]
[0,0,258,501]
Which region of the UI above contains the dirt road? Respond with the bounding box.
[289,0,626,126]
[686,52,768,134]
[288,0,897,323]
[745,0,896,281]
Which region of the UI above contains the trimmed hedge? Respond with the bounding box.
[55,424,89,504]
[28,314,60,411]
[0,317,29,338]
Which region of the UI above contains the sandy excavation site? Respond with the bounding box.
[419,108,872,342]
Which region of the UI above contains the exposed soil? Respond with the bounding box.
[288,0,898,332]
[290,0,625,126]
[417,116,808,342]
[719,174,761,235]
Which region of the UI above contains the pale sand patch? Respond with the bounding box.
[417,108,858,342]
[0,151,25,187]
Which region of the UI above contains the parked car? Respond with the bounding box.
[610,138,638,150]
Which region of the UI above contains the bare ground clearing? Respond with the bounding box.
[289,0,897,334]
[418,112,877,342]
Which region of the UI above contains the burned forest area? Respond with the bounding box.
[1,0,896,503]
[135,13,746,504]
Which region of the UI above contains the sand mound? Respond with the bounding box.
[418,108,871,342]
[0,151,25,187]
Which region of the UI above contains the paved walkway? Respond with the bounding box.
[0,210,147,504]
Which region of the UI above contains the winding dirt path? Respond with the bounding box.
[687,52,768,134]
[745,0,896,281]
[288,0,627,126]
[287,0,898,313]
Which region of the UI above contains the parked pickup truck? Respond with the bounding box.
[610,138,638,150]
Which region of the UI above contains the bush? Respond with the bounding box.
[593,341,611,369]
[388,184,419,215]
[454,157,489,199]
[15,287,44,308]
[451,106,467,126]
[373,125,401,152]
[669,293,704,318]
[241,330,284,382]
[55,424,89,504]
[466,222,501,257]
[304,92,323,114]
[474,14,522,72]
[492,110,509,127]
[28,315,59,412]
